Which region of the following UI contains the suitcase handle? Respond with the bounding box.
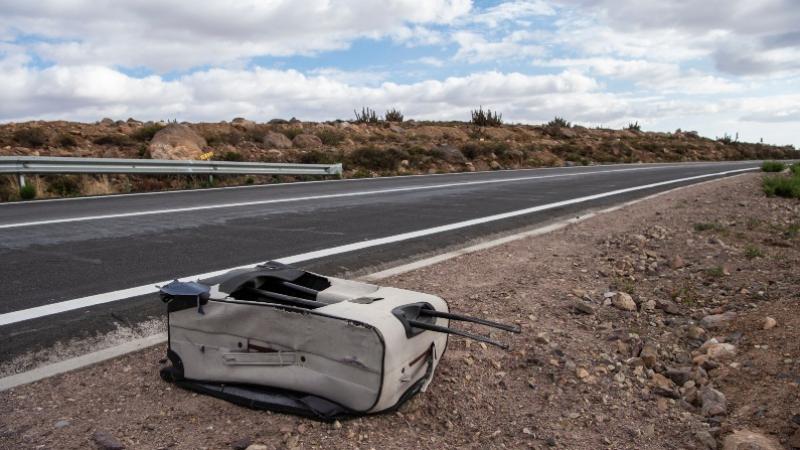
[222,351,299,366]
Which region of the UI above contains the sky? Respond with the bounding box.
[0,0,798,146]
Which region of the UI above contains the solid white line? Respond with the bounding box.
[0,164,744,229]
[0,171,753,390]
[0,166,756,327]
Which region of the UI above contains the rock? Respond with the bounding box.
[688,326,706,340]
[263,131,293,149]
[669,255,686,269]
[640,343,658,368]
[695,430,717,449]
[54,420,70,428]
[650,373,672,389]
[291,133,323,148]
[99,117,114,126]
[333,420,342,429]
[570,301,595,315]
[701,312,736,330]
[788,429,800,449]
[245,445,268,450]
[436,145,467,164]
[612,292,637,311]
[721,430,782,450]
[762,317,777,330]
[665,367,693,386]
[656,298,681,315]
[490,160,502,170]
[706,343,737,361]
[700,386,727,417]
[641,299,657,311]
[231,437,252,450]
[231,117,257,129]
[148,124,207,160]
[576,368,590,379]
[92,431,125,449]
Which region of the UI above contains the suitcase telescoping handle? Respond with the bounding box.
[393,303,521,349]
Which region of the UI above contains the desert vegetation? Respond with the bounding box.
[0,115,796,201]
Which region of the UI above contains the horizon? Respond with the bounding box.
[1,0,798,147]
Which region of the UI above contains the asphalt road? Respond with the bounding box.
[0,161,761,364]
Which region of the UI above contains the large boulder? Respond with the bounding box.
[292,134,323,149]
[148,124,207,160]
[263,132,293,149]
[231,117,256,129]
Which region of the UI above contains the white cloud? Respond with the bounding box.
[554,0,800,76]
[468,0,555,27]
[0,0,472,72]
[453,30,546,63]
[0,57,601,122]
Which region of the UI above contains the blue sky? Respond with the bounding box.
[0,0,798,146]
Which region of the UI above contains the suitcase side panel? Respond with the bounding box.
[169,300,384,412]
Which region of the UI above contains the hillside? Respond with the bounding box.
[0,118,795,201]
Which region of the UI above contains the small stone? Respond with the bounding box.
[231,437,252,450]
[245,445,269,450]
[700,386,727,417]
[721,430,782,450]
[763,317,777,330]
[687,326,706,340]
[695,430,717,449]
[54,420,70,429]
[640,343,658,368]
[700,312,736,330]
[612,292,637,311]
[669,255,686,269]
[571,301,595,315]
[576,368,590,379]
[706,343,737,361]
[665,367,693,386]
[93,431,125,450]
[641,299,657,311]
[788,428,800,449]
[333,420,342,429]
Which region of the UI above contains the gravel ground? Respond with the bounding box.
[1,173,798,450]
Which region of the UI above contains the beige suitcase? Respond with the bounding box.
[159,261,518,420]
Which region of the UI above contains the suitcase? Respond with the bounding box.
[158,261,518,420]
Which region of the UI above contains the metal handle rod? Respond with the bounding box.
[419,309,521,333]
[407,319,509,349]
[280,281,319,297]
[242,287,326,309]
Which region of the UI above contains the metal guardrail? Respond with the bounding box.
[0,156,343,186]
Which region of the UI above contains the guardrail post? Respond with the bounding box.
[18,174,26,188]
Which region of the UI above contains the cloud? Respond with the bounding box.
[468,0,555,27]
[0,0,472,72]
[554,0,800,76]
[0,56,604,123]
[453,30,546,63]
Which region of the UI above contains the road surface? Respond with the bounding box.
[0,161,761,364]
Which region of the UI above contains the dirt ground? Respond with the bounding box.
[1,173,799,449]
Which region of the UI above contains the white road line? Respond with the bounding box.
[0,164,730,230]
[0,166,756,327]
[0,171,753,390]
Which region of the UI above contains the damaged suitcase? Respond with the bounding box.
[158,261,519,420]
